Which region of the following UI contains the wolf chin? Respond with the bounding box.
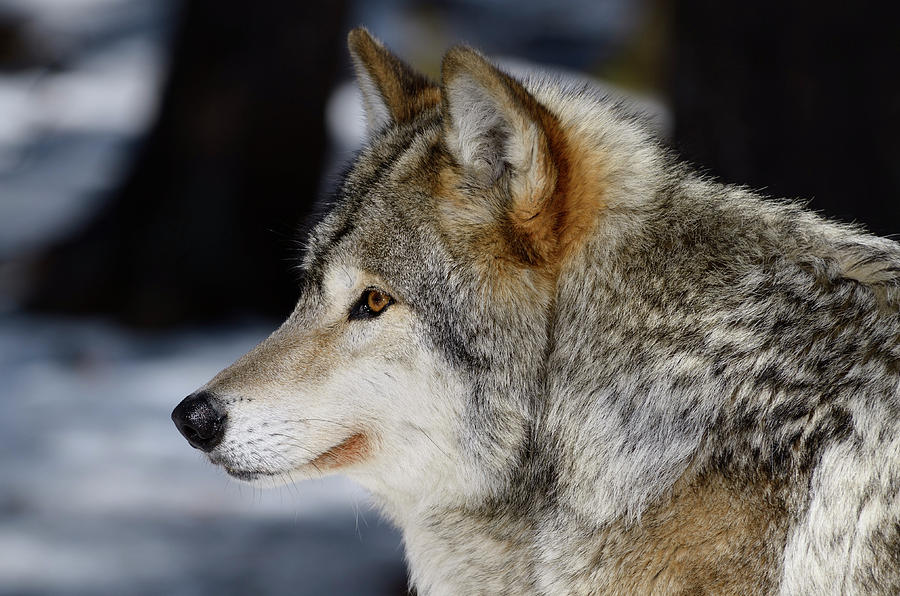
[172,28,900,595]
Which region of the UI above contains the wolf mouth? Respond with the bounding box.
[223,466,272,481]
[217,432,369,480]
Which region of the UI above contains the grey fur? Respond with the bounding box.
[181,31,900,595]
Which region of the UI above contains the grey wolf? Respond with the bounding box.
[172,28,900,594]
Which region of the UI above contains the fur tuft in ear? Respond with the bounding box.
[440,47,558,209]
[441,47,573,266]
[348,28,440,136]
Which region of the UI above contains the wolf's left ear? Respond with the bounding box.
[348,28,440,136]
[440,46,559,206]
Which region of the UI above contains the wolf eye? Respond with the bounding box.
[349,288,394,320]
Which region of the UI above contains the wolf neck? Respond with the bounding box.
[369,84,689,591]
[362,424,547,593]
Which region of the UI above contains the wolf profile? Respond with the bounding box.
[172,28,900,594]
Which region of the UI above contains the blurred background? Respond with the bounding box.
[0,0,897,594]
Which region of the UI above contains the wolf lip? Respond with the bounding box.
[223,466,274,481]
[225,468,257,481]
[208,452,274,481]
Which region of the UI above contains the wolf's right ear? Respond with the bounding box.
[348,28,440,136]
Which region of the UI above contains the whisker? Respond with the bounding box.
[268,433,321,455]
[407,423,452,460]
[266,434,328,477]
[282,417,358,431]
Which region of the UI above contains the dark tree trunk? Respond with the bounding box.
[668,1,900,236]
[26,0,347,326]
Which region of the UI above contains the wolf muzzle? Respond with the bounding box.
[171,391,227,452]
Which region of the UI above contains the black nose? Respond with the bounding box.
[172,391,227,452]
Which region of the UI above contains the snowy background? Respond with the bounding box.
[0,317,406,595]
[0,0,168,260]
[0,0,409,593]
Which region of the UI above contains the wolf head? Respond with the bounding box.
[172,28,628,510]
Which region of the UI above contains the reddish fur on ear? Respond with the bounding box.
[348,28,440,128]
[525,108,607,269]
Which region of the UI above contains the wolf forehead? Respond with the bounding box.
[303,156,447,295]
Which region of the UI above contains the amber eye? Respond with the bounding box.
[349,288,394,320]
[367,289,391,312]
